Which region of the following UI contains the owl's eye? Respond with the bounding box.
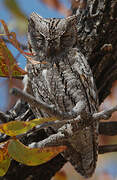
[60,31,74,48]
[61,32,71,43]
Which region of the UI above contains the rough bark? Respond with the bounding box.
[1,0,117,179]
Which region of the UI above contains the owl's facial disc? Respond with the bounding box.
[28,13,77,59]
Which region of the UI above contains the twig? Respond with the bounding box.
[0,111,10,123]
[99,144,117,154]
[93,106,117,120]
[99,121,117,136]
[2,37,28,50]
[29,132,66,148]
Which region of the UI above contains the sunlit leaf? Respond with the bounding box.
[41,0,70,16]
[0,141,11,176]
[8,139,66,166]
[0,117,57,136]
[0,38,27,78]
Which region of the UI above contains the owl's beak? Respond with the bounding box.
[45,46,60,57]
[45,39,60,57]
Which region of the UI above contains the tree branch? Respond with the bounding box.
[10,88,77,120]
[99,144,117,154]
[99,121,117,136]
[2,37,28,50]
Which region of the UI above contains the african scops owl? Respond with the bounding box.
[24,12,99,178]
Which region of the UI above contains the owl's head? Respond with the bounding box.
[28,12,77,59]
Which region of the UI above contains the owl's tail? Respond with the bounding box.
[62,143,97,178]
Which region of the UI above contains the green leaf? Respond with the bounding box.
[0,158,11,177]
[0,141,11,176]
[8,139,66,166]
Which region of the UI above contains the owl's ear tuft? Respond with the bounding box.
[28,13,44,32]
[30,12,43,23]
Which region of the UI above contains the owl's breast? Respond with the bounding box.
[27,54,89,116]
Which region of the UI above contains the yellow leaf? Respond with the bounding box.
[8,139,66,166]
[0,38,27,78]
[0,158,11,177]
[30,117,57,126]
[0,117,57,136]
[0,121,32,136]
[0,141,11,176]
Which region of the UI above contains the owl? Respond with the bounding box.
[25,12,99,178]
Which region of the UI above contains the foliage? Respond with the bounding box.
[0,117,66,176]
[0,20,27,78]
[0,37,27,78]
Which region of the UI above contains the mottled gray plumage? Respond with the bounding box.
[25,12,99,178]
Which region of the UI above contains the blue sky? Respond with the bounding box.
[0,0,70,111]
